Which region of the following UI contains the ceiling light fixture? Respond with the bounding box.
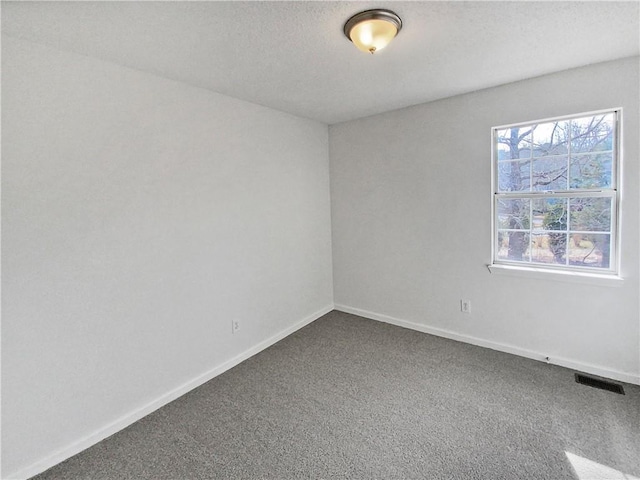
[343,9,402,54]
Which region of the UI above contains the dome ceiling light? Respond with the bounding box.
[343,9,402,54]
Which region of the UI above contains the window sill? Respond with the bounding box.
[487,264,623,287]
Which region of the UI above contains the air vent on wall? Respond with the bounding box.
[575,373,625,395]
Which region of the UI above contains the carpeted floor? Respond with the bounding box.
[33,310,640,479]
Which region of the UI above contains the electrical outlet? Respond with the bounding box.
[232,320,240,334]
[460,300,471,314]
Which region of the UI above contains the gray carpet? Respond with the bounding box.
[33,311,640,479]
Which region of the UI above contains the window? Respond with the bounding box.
[492,110,620,275]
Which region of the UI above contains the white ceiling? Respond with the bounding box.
[2,1,639,124]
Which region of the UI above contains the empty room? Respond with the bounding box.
[2,1,639,479]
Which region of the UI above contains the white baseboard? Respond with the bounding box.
[334,304,640,386]
[7,304,334,480]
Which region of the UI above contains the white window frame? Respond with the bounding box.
[489,109,622,282]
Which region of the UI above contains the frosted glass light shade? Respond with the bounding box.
[344,9,402,54]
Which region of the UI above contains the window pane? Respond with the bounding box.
[532,120,569,157]
[496,128,532,160]
[570,114,614,154]
[497,230,530,262]
[497,198,530,229]
[498,161,530,192]
[568,233,611,268]
[569,197,612,232]
[531,233,567,265]
[532,157,568,191]
[569,153,613,189]
[532,198,567,232]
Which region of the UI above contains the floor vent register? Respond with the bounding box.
[575,373,625,395]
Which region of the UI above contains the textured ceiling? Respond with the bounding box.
[2,1,639,124]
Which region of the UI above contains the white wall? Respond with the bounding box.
[1,36,333,478]
[330,57,639,383]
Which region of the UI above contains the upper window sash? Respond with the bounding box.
[492,109,620,194]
